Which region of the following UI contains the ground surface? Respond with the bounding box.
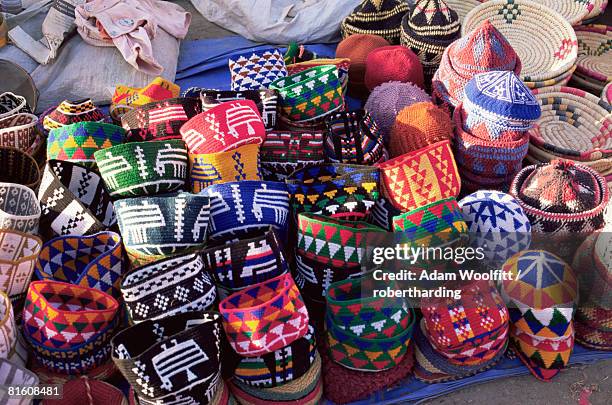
[177,1,611,403]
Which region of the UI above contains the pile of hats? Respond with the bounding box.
[572,230,612,351]
[432,19,522,112]
[501,250,578,381]
[416,281,510,382]
[453,70,541,192]
[462,0,578,92]
[526,86,612,178]
[110,76,181,121]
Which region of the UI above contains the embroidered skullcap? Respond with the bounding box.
[114,193,210,267]
[0,229,41,298]
[364,81,431,141]
[364,45,424,90]
[324,109,387,165]
[0,147,41,190]
[42,99,105,132]
[286,58,351,94]
[35,231,125,299]
[0,182,40,234]
[0,92,31,120]
[112,311,223,404]
[120,253,216,323]
[510,160,609,233]
[180,100,265,154]
[458,190,532,266]
[110,77,181,121]
[37,160,116,240]
[388,102,453,157]
[462,71,540,141]
[335,34,391,97]
[229,49,287,91]
[341,0,409,45]
[121,97,201,142]
[259,130,325,182]
[400,0,461,78]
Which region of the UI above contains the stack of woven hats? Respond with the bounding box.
[400,0,461,84]
[341,0,409,44]
[415,281,509,382]
[501,250,578,381]
[432,19,522,113]
[572,231,612,350]
[110,76,181,122]
[454,70,541,192]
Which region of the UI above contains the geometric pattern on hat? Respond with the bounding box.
[219,273,310,357]
[0,92,31,120]
[22,280,119,351]
[47,122,125,166]
[120,254,216,323]
[42,99,105,132]
[229,49,287,91]
[94,140,188,197]
[501,250,578,309]
[287,58,351,94]
[376,140,461,212]
[0,113,40,152]
[260,130,325,163]
[511,327,574,381]
[110,77,181,121]
[0,182,41,234]
[34,231,125,299]
[508,305,574,339]
[180,100,266,155]
[575,320,612,351]
[340,0,410,45]
[37,160,116,240]
[0,230,42,298]
[0,292,16,360]
[294,252,365,300]
[440,324,509,366]
[197,88,278,130]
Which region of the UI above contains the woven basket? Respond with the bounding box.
[575,24,612,84]
[529,86,612,164]
[446,0,481,23]
[524,65,576,90]
[463,0,578,82]
[583,0,608,21]
[603,82,612,105]
[530,0,591,25]
[526,144,612,176]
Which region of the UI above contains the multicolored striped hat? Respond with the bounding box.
[110,77,181,122]
[260,130,325,182]
[341,0,410,44]
[42,99,105,132]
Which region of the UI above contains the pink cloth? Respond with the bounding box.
[75,0,190,75]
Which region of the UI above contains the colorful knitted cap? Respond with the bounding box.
[463,71,541,140]
[287,58,351,93]
[197,88,278,130]
[110,77,181,121]
[47,122,125,166]
[364,45,424,90]
[510,160,609,233]
[229,49,287,91]
[388,101,453,157]
[400,0,461,76]
[341,0,409,45]
[42,99,105,132]
[449,20,521,78]
[364,81,431,140]
[335,34,391,95]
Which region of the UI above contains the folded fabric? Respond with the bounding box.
[121,98,201,142]
[0,113,39,153]
[110,77,181,121]
[47,122,125,166]
[200,181,290,243]
[121,253,216,323]
[112,311,222,404]
[286,164,380,220]
[94,140,188,197]
[0,292,16,359]
[234,323,317,388]
[42,99,105,132]
[193,88,278,130]
[294,253,364,301]
[270,65,344,122]
[189,143,261,193]
[229,49,287,91]
[0,229,42,298]
[260,130,325,181]
[181,100,265,154]
[219,273,309,357]
[0,182,40,234]
[0,92,30,120]
[376,140,460,211]
[202,228,288,292]
[324,109,387,165]
[0,358,39,405]
[0,147,41,190]
[114,193,210,267]
[341,0,409,45]
[37,160,116,240]
[35,231,125,299]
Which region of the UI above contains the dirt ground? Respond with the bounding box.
[177,1,612,403]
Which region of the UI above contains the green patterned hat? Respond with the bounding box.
[47,122,125,166]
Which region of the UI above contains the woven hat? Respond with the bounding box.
[42,99,105,132]
[0,229,41,298]
[462,71,541,141]
[341,0,409,45]
[0,146,41,190]
[509,160,609,233]
[0,92,30,120]
[364,81,431,141]
[110,77,180,122]
[388,102,453,157]
[335,34,391,97]
[260,130,325,182]
[229,49,287,91]
[0,182,40,234]
[287,58,351,94]
[364,45,424,90]
[294,253,364,301]
[400,0,461,79]
[37,160,116,240]
[0,113,40,153]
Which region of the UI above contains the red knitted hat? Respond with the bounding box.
[388,101,453,157]
[336,34,391,97]
[364,46,424,90]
